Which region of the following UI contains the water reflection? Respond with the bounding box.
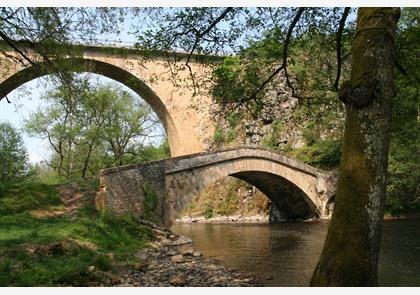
[171,219,420,286]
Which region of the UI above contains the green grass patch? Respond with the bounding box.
[0,181,153,286]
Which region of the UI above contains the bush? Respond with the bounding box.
[213,127,224,144]
[289,139,342,169]
[203,204,214,219]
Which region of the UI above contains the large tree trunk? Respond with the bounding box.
[310,8,400,286]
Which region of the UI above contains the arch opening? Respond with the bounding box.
[0,58,180,156]
[171,169,318,225]
[231,171,318,221]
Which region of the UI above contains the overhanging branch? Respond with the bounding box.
[333,7,350,91]
[247,8,305,102]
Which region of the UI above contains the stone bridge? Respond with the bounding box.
[0,42,218,157]
[0,43,338,225]
[96,147,336,226]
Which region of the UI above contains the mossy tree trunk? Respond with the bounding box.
[310,8,400,286]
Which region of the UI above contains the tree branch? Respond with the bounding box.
[185,7,233,67]
[185,7,234,95]
[0,30,36,66]
[247,8,305,102]
[333,7,350,91]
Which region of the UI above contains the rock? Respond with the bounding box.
[152,228,168,237]
[172,236,193,246]
[265,275,273,280]
[133,260,148,271]
[109,274,121,285]
[158,238,171,246]
[148,242,160,250]
[171,255,184,263]
[167,249,177,256]
[193,251,202,257]
[87,265,95,272]
[181,248,194,256]
[170,274,187,286]
[34,239,81,256]
[72,239,97,251]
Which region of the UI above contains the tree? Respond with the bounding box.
[0,122,29,184]
[131,7,403,286]
[25,77,164,180]
[310,7,401,286]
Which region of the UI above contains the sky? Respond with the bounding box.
[0,74,165,164]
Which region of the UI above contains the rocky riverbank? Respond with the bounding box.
[175,214,269,224]
[113,229,263,287]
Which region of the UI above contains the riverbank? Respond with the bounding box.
[114,230,262,287]
[0,181,262,287]
[175,214,269,224]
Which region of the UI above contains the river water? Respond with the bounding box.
[171,219,420,286]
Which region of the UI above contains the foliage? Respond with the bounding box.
[0,122,29,185]
[203,203,214,219]
[261,120,286,150]
[0,181,153,286]
[288,139,342,170]
[25,78,165,180]
[213,127,224,145]
[130,139,170,163]
[28,162,62,185]
[384,8,420,215]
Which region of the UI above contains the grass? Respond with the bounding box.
[0,180,153,286]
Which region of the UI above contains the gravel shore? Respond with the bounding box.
[113,230,263,287]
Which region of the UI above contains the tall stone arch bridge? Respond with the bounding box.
[0,43,337,225]
[0,42,218,157]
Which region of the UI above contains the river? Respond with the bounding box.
[171,219,420,286]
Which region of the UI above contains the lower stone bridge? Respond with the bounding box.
[95,147,337,226]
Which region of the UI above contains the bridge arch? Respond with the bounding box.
[0,58,181,155]
[164,150,322,225]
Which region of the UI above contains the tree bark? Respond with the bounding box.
[310,8,400,286]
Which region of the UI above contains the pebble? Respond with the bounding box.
[133,260,148,271]
[171,255,185,263]
[170,274,187,286]
[181,248,194,256]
